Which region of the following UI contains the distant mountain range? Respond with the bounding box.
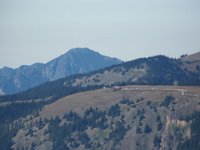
[0,48,122,95]
[1,52,199,102]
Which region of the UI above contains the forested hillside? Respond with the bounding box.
[10,86,200,150]
[0,55,199,102]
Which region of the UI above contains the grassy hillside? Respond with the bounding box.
[180,52,200,74]
[11,85,200,150]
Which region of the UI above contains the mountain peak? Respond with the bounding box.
[0,48,122,94]
[66,48,121,63]
[68,47,96,53]
[66,48,102,56]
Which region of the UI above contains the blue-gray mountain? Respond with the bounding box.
[1,53,199,102]
[0,48,122,95]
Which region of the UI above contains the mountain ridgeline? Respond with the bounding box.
[0,48,122,95]
[0,51,200,150]
[1,54,199,102]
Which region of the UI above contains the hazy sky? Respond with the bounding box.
[0,0,200,68]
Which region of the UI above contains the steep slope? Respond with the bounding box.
[0,48,122,95]
[12,85,200,150]
[1,55,199,102]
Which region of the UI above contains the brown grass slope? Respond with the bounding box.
[181,52,200,62]
[13,85,200,150]
[181,51,200,73]
[40,85,200,119]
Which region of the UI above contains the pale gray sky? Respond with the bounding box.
[0,0,200,68]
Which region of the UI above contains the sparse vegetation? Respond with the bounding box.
[136,127,142,134]
[46,103,127,149]
[109,121,127,143]
[0,102,44,149]
[1,85,200,150]
[177,111,200,150]
[160,95,175,108]
[153,135,161,148]
[144,124,152,134]
[146,100,152,105]
[120,98,134,105]
[108,104,121,117]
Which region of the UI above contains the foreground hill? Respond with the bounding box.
[1,54,199,102]
[0,48,121,95]
[12,85,200,150]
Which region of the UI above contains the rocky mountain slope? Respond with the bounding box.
[11,85,200,150]
[0,48,122,95]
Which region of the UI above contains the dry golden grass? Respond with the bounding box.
[40,85,200,119]
[181,51,200,62]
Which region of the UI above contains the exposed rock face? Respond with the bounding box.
[43,48,122,80]
[0,48,122,94]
